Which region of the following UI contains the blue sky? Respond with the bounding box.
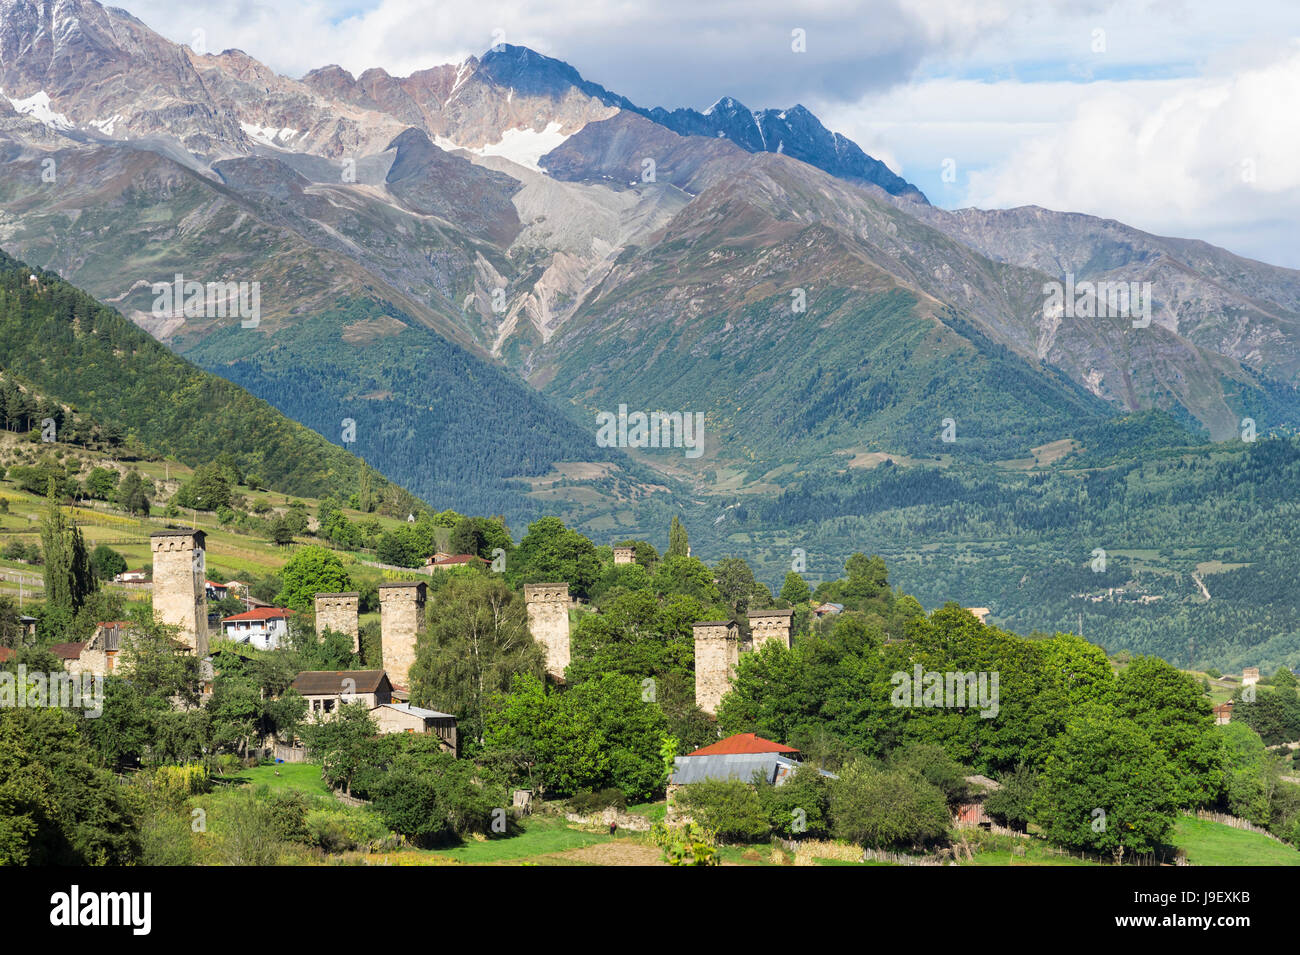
[119,0,1300,267]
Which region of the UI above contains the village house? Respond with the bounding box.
[205,580,230,601]
[812,602,844,619]
[370,702,459,751]
[61,622,190,678]
[49,641,87,673]
[114,568,149,584]
[1242,667,1261,686]
[78,621,133,676]
[1213,701,1234,725]
[955,774,1002,829]
[290,669,393,719]
[668,733,834,818]
[221,607,294,650]
[425,552,488,571]
[670,733,816,787]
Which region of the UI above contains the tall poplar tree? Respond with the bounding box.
[667,516,689,558]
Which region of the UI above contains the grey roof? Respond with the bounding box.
[671,753,801,786]
[373,702,455,720]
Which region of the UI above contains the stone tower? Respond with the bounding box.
[379,581,426,692]
[315,592,361,653]
[613,546,636,566]
[693,620,739,716]
[150,529,208,657]
[748,609,794,651]
[524,583,571,681]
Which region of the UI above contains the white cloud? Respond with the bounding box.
[962,43,1300,266]
[115,0,1032,106]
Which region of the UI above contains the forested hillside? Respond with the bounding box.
[0,250,410,504]
[718,413,1300,672]
[182,296,636,523]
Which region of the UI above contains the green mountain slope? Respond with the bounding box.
[181,293,638,522]
[0,249,409,502]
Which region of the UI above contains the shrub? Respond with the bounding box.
[675,779,771,843]
[829,761,950,849]
[304,808,393,853]
[651,821,719,866]
[152,764,211,805]
[568,788,627,814]
[758,763,831,838]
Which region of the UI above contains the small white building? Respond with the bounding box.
[221,607,293,650]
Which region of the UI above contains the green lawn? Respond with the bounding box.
[1172,816,1300,866]
[422,815,621,864]
[231,762,334,797]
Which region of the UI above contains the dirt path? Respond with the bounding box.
[535,839,667,866]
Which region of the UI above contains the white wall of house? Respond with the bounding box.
[222,617,289,650]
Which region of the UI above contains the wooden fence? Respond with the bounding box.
[1194,809,1281,841]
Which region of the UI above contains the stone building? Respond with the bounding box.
[379,581,426,692]
[693,620,740,716]
[525,583,571,681]
[748,609,794,651]
[150,529,208,656]
[315,592,361,652]
[613,546,636,566]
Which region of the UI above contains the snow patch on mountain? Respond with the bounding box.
[239,122,300,148]
[2,90,73,129]
[436,122,572,173]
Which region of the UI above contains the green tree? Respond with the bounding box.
[1217,722,1274,825]
[408,575,544,747]
[89,544,127,581]
[39,479,98,633]
[116,470,150,516]
[1032,708,1179,862]
[829,760,950,849]
[274,545,352,611]
[0,706,138,864]
[510,517,601,599]
[173,463,233,512]
[667,515,689,558]
[714,557,757,617]
[675,780,771,843]
[779,571,811,606]
[984,764,1038,832]
[1115,656,1224,808]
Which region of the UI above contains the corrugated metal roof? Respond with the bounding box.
[375,702,455,720]
[670,753,801,786]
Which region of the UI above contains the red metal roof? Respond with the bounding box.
[686,733,800,757]
[222,607,293,622]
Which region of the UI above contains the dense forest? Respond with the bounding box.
[716,413,1300,672]
[182,296,630,524]
[0,251,404,503]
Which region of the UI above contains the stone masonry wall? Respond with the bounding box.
[379,581,426,691]
[150,530,207,657]
[315,592,361,653]
[749,609,794,651]
[694,621,739,715]
[525,583,571,680]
